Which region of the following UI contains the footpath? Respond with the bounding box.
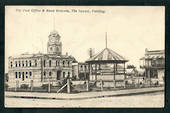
[5,87,164,100]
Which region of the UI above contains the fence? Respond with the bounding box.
[5,77,163,93]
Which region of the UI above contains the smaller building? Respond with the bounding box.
[140,48,165,85]
[72,62,89,80]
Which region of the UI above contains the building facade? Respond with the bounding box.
[140,48,165,85]
[72,62,89,80]
[8,30,74,88]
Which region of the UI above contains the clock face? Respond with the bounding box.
[50,36,56,42]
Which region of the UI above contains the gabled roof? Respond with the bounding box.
[86,48,128,63]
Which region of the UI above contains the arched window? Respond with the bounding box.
[63,61,65,67]
[44,72,46,76]
[50,47,53,51]
[68,61,70,66]
[26,72,28,75]
[19,61,21,67]
[56,61,58,66]
[49,60,51,67]
[22,72,24,81]
[15,61,17,67]
[49,72,52,76]
[68,72,70,77]
[35,60,37,67]
[15,72,17,78]
[63,72,65,78]
[80,65,83,70]
[29,60,32,67]
[29,72,32,76]
[56,47,59,51]
[22,61,24,67]
[26,60,28,67]
[58,61,60,66]
[10,61,12,68]
[19,72,21,78]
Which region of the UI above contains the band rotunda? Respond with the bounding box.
[8,30,75,88]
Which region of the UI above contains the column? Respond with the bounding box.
[124,62,126,88]
[67,79,71,93]
[113,63,116,88]
[95,64,97,81]
[86,80,89,91]
[89,63,92,80]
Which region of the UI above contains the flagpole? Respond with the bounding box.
[105,32,107,48]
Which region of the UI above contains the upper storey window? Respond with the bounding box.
[10,61,12,68]
[26,60,28,67]
[63,61,65,67]
[56,61,58,66]
[68,61,70,66]
[29,60,32,67]
[49,60,51,67]
[15,61,17,67]
[22,61,24,67]
[18,61,21,67]
[35,60,37,67]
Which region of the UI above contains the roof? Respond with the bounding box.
[9,53,75,60]
[146,50,164,55]
[140,49,165,60]
[86,48,128,63]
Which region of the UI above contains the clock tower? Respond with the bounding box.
[47,30,62,55]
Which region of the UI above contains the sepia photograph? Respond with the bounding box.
[5,6,165,108]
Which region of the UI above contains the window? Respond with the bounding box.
[29,60,32,67]
[19,72,21,78]
[10,61,12,68]
[58,61,60,66]
[56,61,58,66]
[26,76,28,78]
[15,61,17,67]
[26,60,28,67]
[68,72,70,77]
[49,60,51,67]
[50,47,53,51]
[63,61,65,67]
[85,65,86,70]
[35,60,37,67]
[80,65,83,70]
[44,60,46,67]
[26,72,28,74]
[63,72,65,78]
[22,61,24,67]
[56,47,59,51]
[19,61,21,67]
[44,72,46,76]
[29,72,32,76]
[68,61,70,66]
[15,72,17,78]
[22,72,24,81]
[49,72,51,76]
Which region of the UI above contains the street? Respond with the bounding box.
[5,92,164,108]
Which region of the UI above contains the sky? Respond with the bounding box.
[5,6,165,73]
